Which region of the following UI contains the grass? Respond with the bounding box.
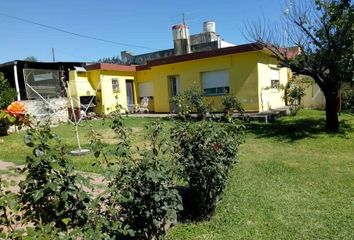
[0,110,353,239]
[165,110,354,239]
[0,117,166,172]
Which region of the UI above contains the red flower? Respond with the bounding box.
[6,101,26,117]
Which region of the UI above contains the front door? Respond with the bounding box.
[169,76,179,112]
[126,80,135,113]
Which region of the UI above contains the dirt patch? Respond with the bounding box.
[0,160,24,193]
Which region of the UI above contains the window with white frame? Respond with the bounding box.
[112,78,119,93]
[270,68,280,89]
[201,70,229,96]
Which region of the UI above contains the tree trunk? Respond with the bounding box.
[324,90,340,132]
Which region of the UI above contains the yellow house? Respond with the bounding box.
[69,64,137,115]
[69,43,290,115]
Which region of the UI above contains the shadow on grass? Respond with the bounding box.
[246,118,352,142]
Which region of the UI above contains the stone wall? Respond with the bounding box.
[22,97,69,124]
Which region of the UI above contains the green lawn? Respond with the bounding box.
[0,110,353,239]
[0,117,163,172]
[166,110,354,239]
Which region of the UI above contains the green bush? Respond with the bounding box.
[107,156,182,239]
[171,120,244,220]
[0,72,16,110]
[283,77,306,115]
[342,89,354,113]
[222,94,244,121]
[171,86,208,120]
[19,123,91,230]
[94,114,182,239]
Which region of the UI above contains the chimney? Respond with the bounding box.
[172,24,191,55]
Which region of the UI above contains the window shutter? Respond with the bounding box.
[202,70,229,88]
[138,83,153,97]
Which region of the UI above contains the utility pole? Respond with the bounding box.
[52,47,56,62]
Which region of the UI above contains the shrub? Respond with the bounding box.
[171,120,244,220]
[107,156,182,239]
[342,89,354,113]
[222,94,244,121]
[0,73,18,136]
[171,86,208,120]
[0,72,16,110]
[94,114,182,239]
[283,77,307,115]
[19,123,91,230]
[0,178,25,239]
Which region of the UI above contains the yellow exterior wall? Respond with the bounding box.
[70,69,137,115]
[99,70,136,114]
[257,53,288,111]
[136,51,261,112]
[68,70,95,108]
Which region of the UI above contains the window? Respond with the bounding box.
[112,78,119,93]
[138,82,153,98]
[270,68,280,89]
[202,70,229,96]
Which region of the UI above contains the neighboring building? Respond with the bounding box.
[121,21,235,65]
[69,42,290,115]
[301,81,326,109]
[0,60,86,100]
[0,60,86,122]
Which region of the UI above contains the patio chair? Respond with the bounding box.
[135,97,150,113]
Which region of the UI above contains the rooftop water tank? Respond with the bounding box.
[172,24,190,40]
[203,21,216,33]
[172,24,191,55]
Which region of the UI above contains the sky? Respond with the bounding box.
[0,0,288,63]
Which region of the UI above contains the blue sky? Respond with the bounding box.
[0,0,287,63]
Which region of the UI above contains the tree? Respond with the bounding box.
[97,56,123,64]
[23,56,38,62]
[249,0,354,132]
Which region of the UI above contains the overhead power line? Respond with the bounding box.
[0,12,161,51]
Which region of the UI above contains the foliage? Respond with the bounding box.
[222,94,244,121]
[19,123,91,230]
[107,156,182,239]
[0,179,25,239]
[283,76,307,115]
[23,56,38,62]
[171,86,209,120]
[341,88,354,113]
[0,72,16,110]
[0,111,16,136]
[98,56,123,64]
[171,120,245,220]
[0,101,31,136]
[93,113,183,239]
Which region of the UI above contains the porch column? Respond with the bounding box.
[13,63,21,101]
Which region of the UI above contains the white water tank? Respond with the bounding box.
[203,21,216,33]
